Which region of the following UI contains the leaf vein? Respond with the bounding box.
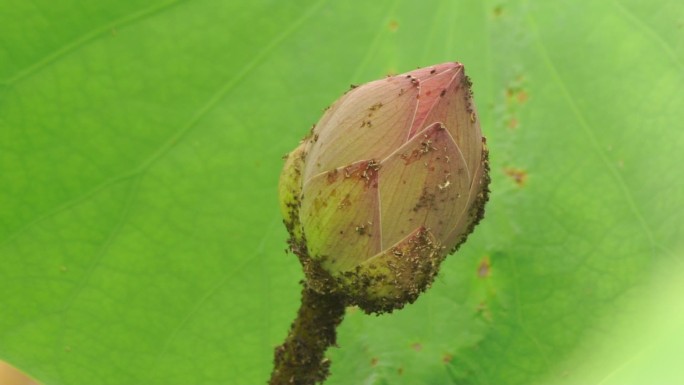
[1,0,186,85]
[612,0,684,72]
[526,10,660,256]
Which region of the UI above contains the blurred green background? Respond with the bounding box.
[1,0,683,384]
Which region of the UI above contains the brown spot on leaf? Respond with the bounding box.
[442,353,453,363]
[477,256,491,278]
[504,167,528,187]
[388,19,399,32]
[476,301,493,321]
[493,5,503,17]
[517,90,529,103]
[370,357,378,367]
[507,117,518,129]
[411,343,423,352]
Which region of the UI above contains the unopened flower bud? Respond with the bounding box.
[279,62,490,314]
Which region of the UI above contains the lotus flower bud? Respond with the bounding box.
[279,62,489,314]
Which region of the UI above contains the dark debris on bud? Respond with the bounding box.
[286,226,449,314]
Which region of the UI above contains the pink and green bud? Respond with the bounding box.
[279,62,490,314]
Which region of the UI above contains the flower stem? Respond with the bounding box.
[269,284,346,385]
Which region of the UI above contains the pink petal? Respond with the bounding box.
[378,122,471,249]
[406,63,464,140]
[300,159,382,272]
[303,76,419,182]
[419,68,482,178]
